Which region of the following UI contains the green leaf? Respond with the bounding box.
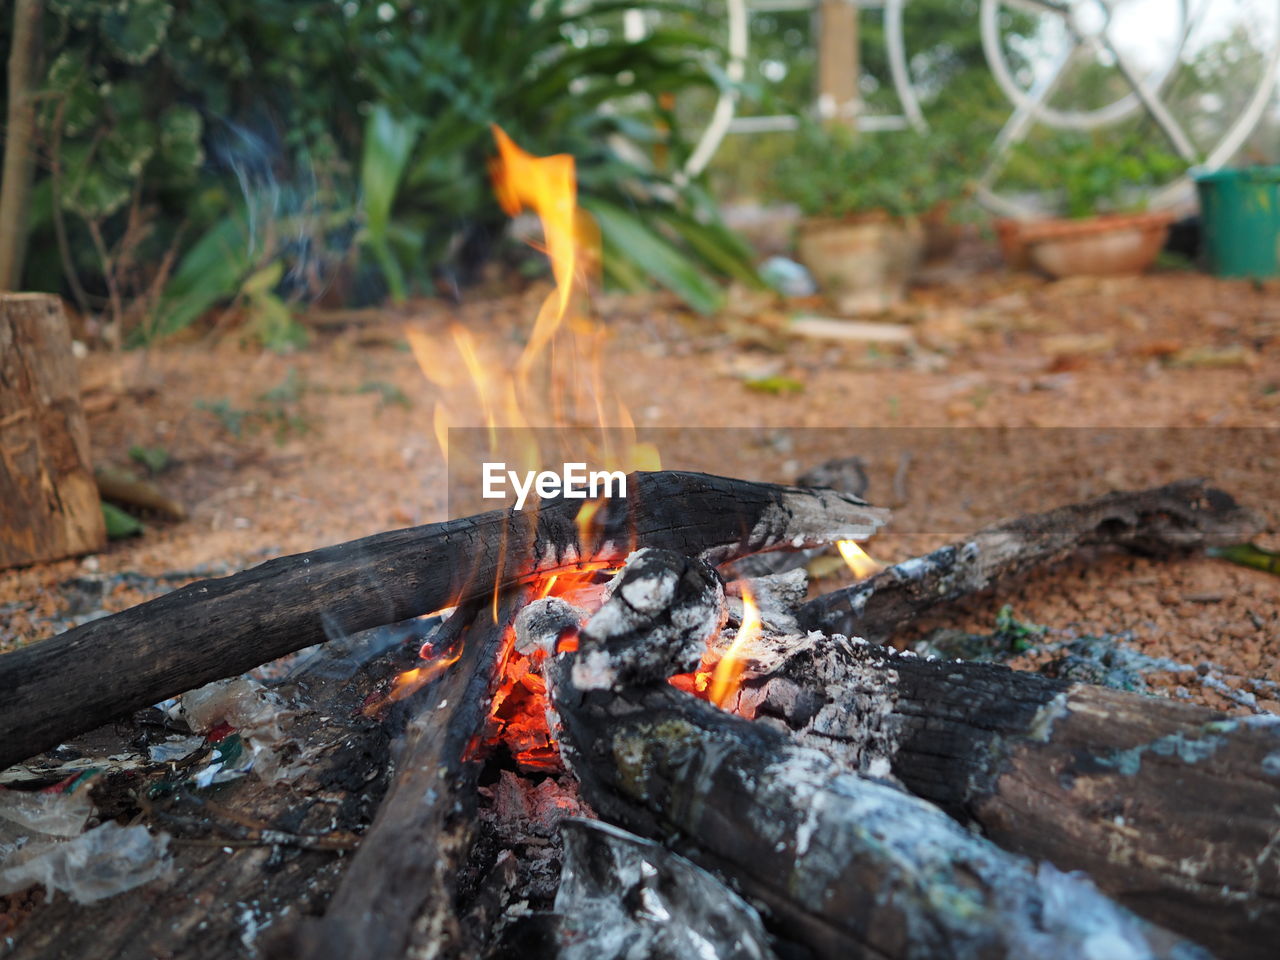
[100,115,157,178]
[241,261,283,298]
[44,52,101,137]
[129,445,170,474]
[744,375,805,395]
[102,502,144,539]
[60,142,131,218]
[48,0,108,29]
[654,210,764,289]
[101,0,173,66]
[361,104,421,302]
[583,197,724,314]
[157,105,205,172]
[1208,543,1280,576]
[147,214,252,341]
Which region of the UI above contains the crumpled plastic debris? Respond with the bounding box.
[0,786,93,837]
[147,734,206,764]
[0,821,171,904]
[555,818,777,960]
[759,256,816,298]
[181,676,305,784]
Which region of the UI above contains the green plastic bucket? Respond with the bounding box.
[1195,167,1280,277]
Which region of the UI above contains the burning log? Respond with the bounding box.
[734,633,1280,959]
[799,479,1261,641]
[278,599,513,960]
[0,471,884,771]
[548,654,1206,959]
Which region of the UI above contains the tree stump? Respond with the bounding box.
[0,293,105,569]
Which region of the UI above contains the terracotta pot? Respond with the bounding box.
[796,213,924,315]
[921,201,960,263]
[994,218,1032,271]
[1020,212,1175,278]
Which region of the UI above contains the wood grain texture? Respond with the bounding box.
[0,293,104,569]
[0,471,883,772]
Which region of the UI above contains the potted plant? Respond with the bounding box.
[997,135,1183,278]
[774,124,967,314]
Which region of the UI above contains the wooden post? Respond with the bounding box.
[817,0,859,128]
[0,293,106,569]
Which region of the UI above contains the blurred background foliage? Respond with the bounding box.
[3,0,1278,344]
[0,0,762,344]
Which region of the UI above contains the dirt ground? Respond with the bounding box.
[4,241,1279,713]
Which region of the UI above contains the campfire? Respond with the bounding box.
[2,132,1278,960]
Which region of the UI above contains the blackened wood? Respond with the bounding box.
[738,634,1280,959]
[548,660,1203,960]
[798,479,1260,641]
[0,293,105,569]
[280,599,512,960]
[0,471,884,771]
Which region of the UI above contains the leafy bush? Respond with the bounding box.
[3,0,760,338]
[1004,133,1185,218]
[772,122,976,220]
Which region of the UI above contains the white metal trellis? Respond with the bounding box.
[972,0,1280,217]
[671,0,1280,210]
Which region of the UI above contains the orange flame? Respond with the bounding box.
[406,126,659,486]
[838,540,883,580]
[385,130,661,753]
[361,646,463,717]
[709,587,761,708]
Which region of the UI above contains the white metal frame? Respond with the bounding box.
[670,0,1280,212]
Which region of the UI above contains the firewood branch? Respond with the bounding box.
[0,471,883,772]
[798,479,1261,641]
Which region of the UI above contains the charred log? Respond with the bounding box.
[799,479,1261,641]
[736,633,1280,959]
[548,656,1205,960]
[0,471,884,771]
[571,548,726,691]
[279,599,514,960]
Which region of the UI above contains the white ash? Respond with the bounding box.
[573,548,727,690]
[725,567,809,632]
[513,597,586,657]
[555,818,777,960]
[735,631,903,779]
[475,770,594,907]
[745,743,1200,960]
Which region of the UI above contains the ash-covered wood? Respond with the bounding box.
[279,599,514,960]
[736,632,1280,959]
[548,657,1204,960]
[799,479,1261,641]
[573,548,726,690]
[0,471,884,771]
[554,818,776,960]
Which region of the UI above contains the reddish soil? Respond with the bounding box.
[3,252,1278,712]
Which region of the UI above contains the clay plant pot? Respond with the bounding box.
[994,218,1032,271]
[796,212,925,314]
[921,201,960,263]
[1019,211,1175,278]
